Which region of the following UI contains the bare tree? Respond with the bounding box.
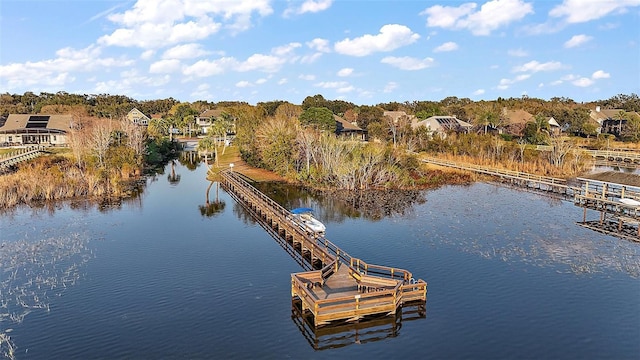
[548,136,574,167]
[120,118,146,165]
[89,121,112,168]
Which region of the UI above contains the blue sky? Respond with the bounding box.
[1,0,639,105]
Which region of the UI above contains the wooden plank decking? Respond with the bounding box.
[220,170,427,328]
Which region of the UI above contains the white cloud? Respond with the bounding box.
[473,89,486,95]
[315,81,349,89]
[334,24,420,57]
[337,85,355,93]
[507,48,528,57]
[141,50,156,60]
[0,45,132,90]
[272,42,302,56]
[98,0,273,49]
[284,0,333,17]
[255,78,268,85]
[592,70,610,79]
[190,83,212,99]
[299,74,316,81]
[306,38,331,53]
[497,74,530,89]
[236,54,286,72]
[384,82,398,93]
[422,0,534,36]
[278,78,288,85]
[182,57,237,77]
[162,43,212,59]
[434,41,459,52]
[300,53,323,64]
[549,0,640,24]
[381,56,435,70]
[513,60,564,73]
[236,80,252,88]
[149,59,182,73]
[572,77,594,87]
[337,68,354,77]
[564,34,593,48]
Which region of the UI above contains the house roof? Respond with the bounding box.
[383,111,414,123]
[413,116,471,132]
[334,115,364,132]
[590,108,627,123]
[199,109,225,118]
[128,107,150,119]
[0,114,73,133]
[502,109,534,125]
[548,117,560,127]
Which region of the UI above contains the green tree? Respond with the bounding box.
[356,105,384,130]
[301,94,328,110]
[299,107,336,132]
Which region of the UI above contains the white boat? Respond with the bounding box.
[291,208,326,234]
[619,198,640,206]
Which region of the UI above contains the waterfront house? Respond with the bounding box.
[0,114,72,146]
[411,115,472,138]
[334,115,367,140]
[196,109,225,134]
[591,107,638,137]
[126,108,150,126]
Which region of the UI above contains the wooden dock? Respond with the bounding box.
[422,156,639,241]
[0,147,46,174]
[421,156,574,196]
[220,170,427,328]
[582,149,640,165]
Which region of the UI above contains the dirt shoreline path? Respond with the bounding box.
[204,145,285,182]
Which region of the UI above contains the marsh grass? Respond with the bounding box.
[0,155,137,209]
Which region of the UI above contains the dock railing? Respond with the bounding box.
[222,169,427,326]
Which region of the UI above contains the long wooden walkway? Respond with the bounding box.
[0,147,46,174]
[422,156,574,196]
[220,170,427,327]
[582,149,640,164]
[422,156,640,241]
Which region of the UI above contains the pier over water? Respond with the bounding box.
[220,170,427,328]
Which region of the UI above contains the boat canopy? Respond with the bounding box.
[291,207,314,214]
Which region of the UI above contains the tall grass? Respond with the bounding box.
[0,156,134,209]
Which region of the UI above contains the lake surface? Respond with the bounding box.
[1,159,639,359]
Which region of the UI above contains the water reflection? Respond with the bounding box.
[178,151,202,171]
[239,178,640,279]
[291,298,426,350]
[199,182,225,217]
[167,160,181,185]
[252,181,427,222]
[413,183,640,278]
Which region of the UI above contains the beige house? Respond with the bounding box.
[0,114,72,146]
[196,109,224,134]
[383,111,415,124]
[412,115,472,138]
[126,108,150,126]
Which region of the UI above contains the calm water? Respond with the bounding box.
[1,159,639,359]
